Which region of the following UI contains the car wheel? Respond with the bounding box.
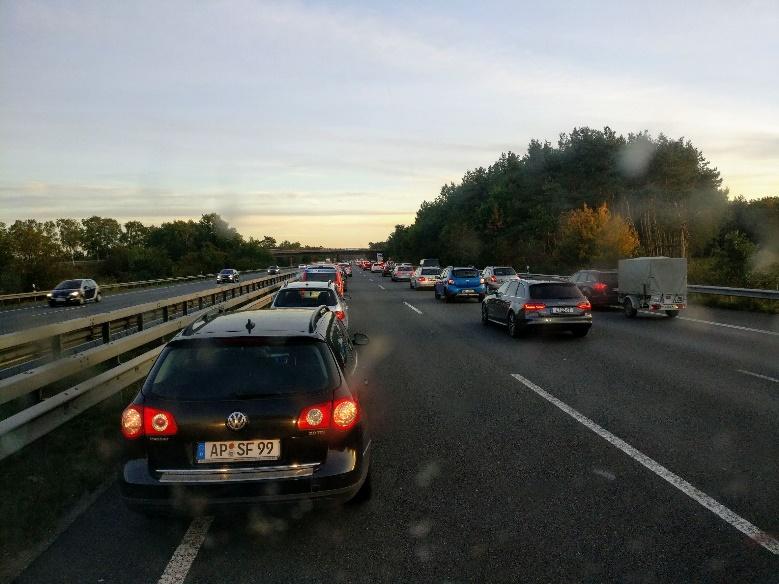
[507,311,520,338]
[95,292,102,303]
[571,326,590,337]
[665,310,679,318]
[434,289,441,300]
[48,301,56,308]
[410,282,414,289]
[348,471,372,504]
[444,293,451,303]
[481,304,489,325]
[478,294,485,302]
[623,298,637,318]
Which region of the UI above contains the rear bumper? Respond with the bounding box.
[120,441,371,511]
[414,281,436,288]
[445,285,486,297]
[524,315,592,328]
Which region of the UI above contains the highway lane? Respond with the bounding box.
[14,268,779,583]
[0,270,285,335]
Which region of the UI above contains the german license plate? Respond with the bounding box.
[551,307,575,314]
[461,289,474,294]
[196,440,280,463]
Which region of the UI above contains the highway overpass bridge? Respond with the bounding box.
[269,248,383,261]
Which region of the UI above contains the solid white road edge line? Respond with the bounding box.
[157,515,214,584]
[510,373,779,555]
[403,301,423,315]
[678,317,779,337]
[736,369,779,384]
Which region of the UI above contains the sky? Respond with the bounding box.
[1,0,778,247]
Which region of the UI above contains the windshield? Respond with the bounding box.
[494,267,516,276]
[219,270,233,275]
[54,280,82,290]
[274,288,337,307]
[530,283,583,299]
[145,339,338,399]
[452,269,479,278]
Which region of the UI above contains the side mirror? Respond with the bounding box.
[352,333,370,346]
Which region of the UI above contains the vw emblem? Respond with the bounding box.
[226,411,248,431]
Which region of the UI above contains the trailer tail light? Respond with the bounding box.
[593,282,608,292]
[523,302,546,311]
[298,402,332,430]
[577,300,592,311]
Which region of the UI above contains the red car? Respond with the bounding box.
[301,266,346,297]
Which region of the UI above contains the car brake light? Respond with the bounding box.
[335,310,346,320]
[593,282,608,292]
[490,276,497,282]
[479,278,485,284]
[447,279,454,285]
[418,277,426,282]
[121,405,143,439]
[144,406,178,436]
[523,302,546,311]
[298,402,332,430]
[332,398,359,431]
[577,300,592,310]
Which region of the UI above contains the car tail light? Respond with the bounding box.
[332,398,359,431]
[144,406,178,436]
[651,303,661,310]
[298,402,332,430]
[447,279,454,285]
[593,282,608,292]
[479,278,485,284]
[335,310,346,320]
[490,276,497,282]
[577,300,592,310]
[121,405,144,439]
[418,277,426,282]
[523,302,546,311]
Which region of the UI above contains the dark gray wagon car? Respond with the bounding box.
[481,279,592,337]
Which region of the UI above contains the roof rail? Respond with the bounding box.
[308,305,329,333]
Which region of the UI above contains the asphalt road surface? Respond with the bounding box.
[14,268,779,583]
[0,271,280,335]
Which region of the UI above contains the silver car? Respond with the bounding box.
[481,278,592,337]
[216,268,240,284]
[391,265,415,282]
[481,266,519,291]
[270,281,349,329]
[410,267,441,290]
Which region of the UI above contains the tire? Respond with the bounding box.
[571,326,590,337]
[481,304,490,325]
[623,298,637,318]
[434,288,441,300]
[507,311,521,338]
[444,293,451,303]
[48,301,56,308]
[665,310,679,318]
[95,292,102,303]
[478,294,485,302]
[348,471,372,504]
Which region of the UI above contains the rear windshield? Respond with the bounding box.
[145,339,338,399]
[530,283,583,299]
[397,266,413,271]
[421,268,440,275]
[55,280,82,289]
[305,272,335,282]
[274,289,337,307]
[494,267,516,276]
[452,269,479,278]
[597,273,618,285]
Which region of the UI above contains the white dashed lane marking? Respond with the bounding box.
[157,516,213,584]
[403,301,423,315]
[510,373,779,555]
[736,369,779,384]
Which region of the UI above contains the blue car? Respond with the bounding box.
[435,267,486,302]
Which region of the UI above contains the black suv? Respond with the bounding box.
[570,269,618,307]
[119,308,371,513]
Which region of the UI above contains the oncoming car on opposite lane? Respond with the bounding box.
[47,279,102,306]
[216,269,240,284]
[481,278,592,337]
[119,308,372,513]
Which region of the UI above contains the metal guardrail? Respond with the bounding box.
[0,269,270,306]
[0,270,296,460]
[687,285,779,300]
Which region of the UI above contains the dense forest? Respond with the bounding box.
[0,213,309,293]
[373,127,779,288]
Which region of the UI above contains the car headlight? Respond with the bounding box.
[46,293,52,298]
[69,291,80,297]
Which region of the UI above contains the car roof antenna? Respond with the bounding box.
[245,318,256,334]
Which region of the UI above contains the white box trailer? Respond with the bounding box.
[617,257,687,318]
